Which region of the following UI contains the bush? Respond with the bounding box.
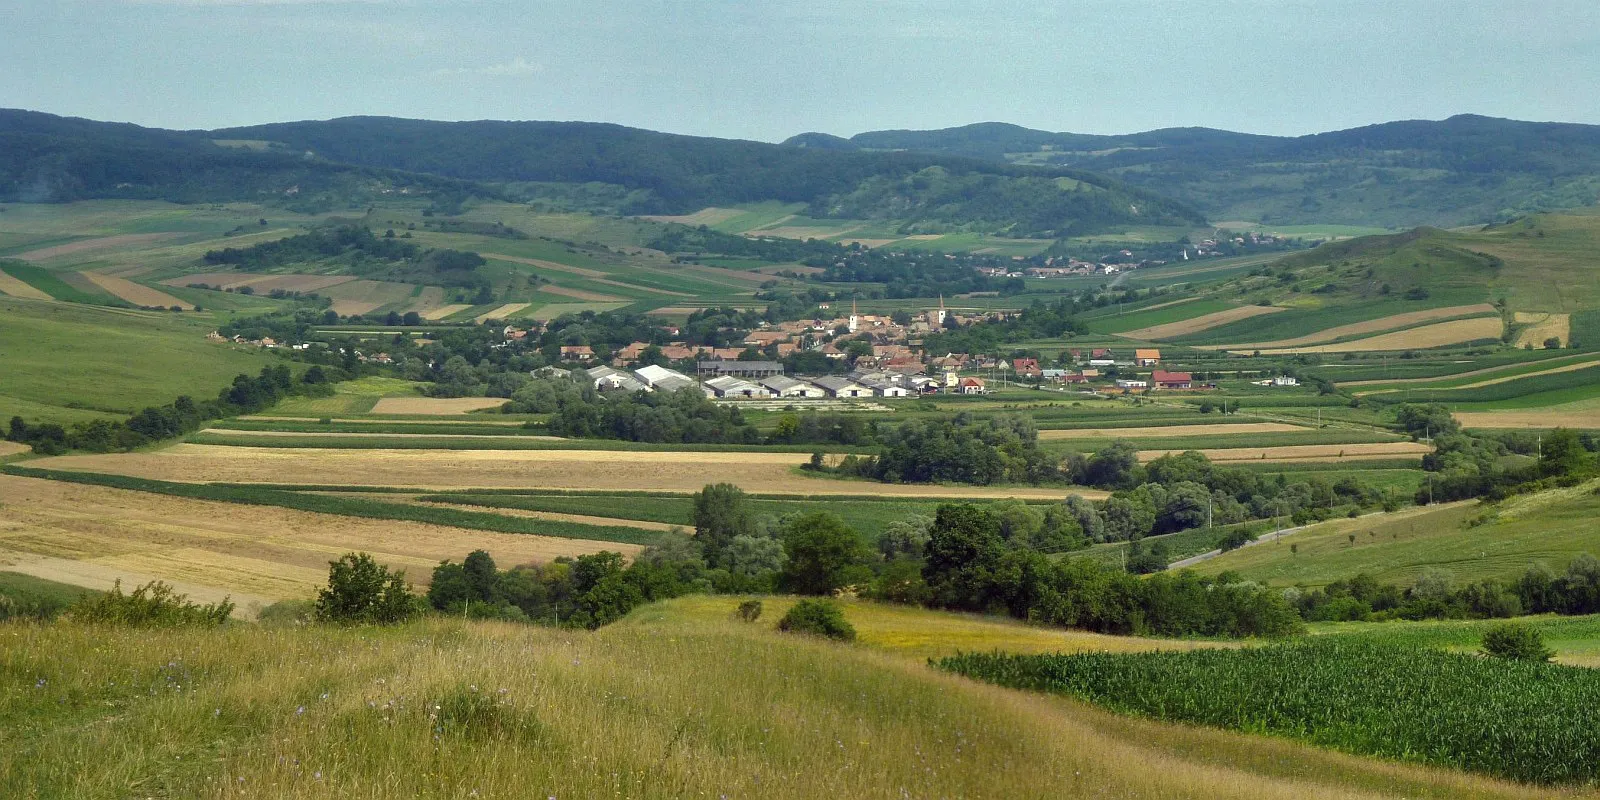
[256,598,316,627]
[736,599,763,622]
[1481,623,1553,662]
[68,580,232,627]
[314,553,417,625]
[777,599,856,641]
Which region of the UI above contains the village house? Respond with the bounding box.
[742,330,791,347]
[1152,370,1193,390]
[1012,358,1042,378]
[958,377,987,395]
[613,341,651,364]
[559,345,594,362]
[1134,348,1161,367]
[1115,378,1148,389]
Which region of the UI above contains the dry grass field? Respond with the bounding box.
[0,270,51,300]
[1448,356,1600,390]
[1455,410,1600,429]
[367,397,508,414]
[1038,423,1306,440]
[1248,317,1504,355]
[79,272,192,309]
[0,442,33,457]
[1121,305,1286,340]
[320,279,418,316]
[13,233,176,261]
[1137,441,1432,463]
[29,444,1104,499]
[1209,304,1498,350]
[537,285,624,302]
[420,303,471,320]
[473,302,530,322]
[637,207,744,225]
[1513,312,1570,348]
[162,272,358,293]
[0,473,635,613]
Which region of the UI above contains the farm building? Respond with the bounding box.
[760,375,826,398]
[810,376,872,398]
[1115,378,1149,389]
[632,365,694,389]
[1152,370,1194,389]
[704,376,772,399]
[859,378,909,397]
[698,360,785,378]
[586,366,647,393]
[1135,349,1161,366]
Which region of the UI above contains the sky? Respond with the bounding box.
[4,0,1599,141]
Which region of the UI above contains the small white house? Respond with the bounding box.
[1115,378,1148,389]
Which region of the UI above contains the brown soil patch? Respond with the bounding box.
[1038,423,1307,440]
[79,272,192,309]
[1513,312,1571,348]
[421,304,471,320]
[539,285,624,302]
[322,280,418,317]
[1120,305,1286,340]
[31,444,1105,500]
[1246,317,1505,355]
[474,302,531,323]
[0,474,633,606]
[0,270,51,300]
[1211,304,1499,350]
[1455,411,1600,429]
[1137,441,1431,463]
[369,397,508,415]
[14,233,176,262]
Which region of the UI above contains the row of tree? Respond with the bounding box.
[1294,557,1600,622]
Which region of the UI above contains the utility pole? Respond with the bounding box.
[1207,494,1213,529]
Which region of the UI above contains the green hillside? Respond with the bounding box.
[0,296,276,424]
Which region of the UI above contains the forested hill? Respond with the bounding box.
[211,116,1204,235]
[0,109,481,213]
[786,115,1600,228]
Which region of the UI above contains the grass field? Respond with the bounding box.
[1208,304,1499,350]
[1119,304,1286,340]
[5,608,1560,799]
[0,295,277,424]
[1313,614,1600,668]
[1190,482,1600,587]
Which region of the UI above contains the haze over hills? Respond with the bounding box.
[786,115,1600,228]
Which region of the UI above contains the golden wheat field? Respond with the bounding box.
[1455,411,1600,429]
[1245,317,1504,354]
[28,444,1104,499]
[79,271,193,309]
[1207,304,1498,350]
[0,270,52,299]
[1137,441,1432,463]
[536,284,625,302]
[367,397,509,414]
[1513,312,1571,348]
[1120,304,1286,340]
[0,474,636,613]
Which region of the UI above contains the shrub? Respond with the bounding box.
[736,599,763,622]
[256,598,316,627]
[1481,623,1553,662]
[777,599,855,641]
[314,553,417,625]
[68,580,232,627]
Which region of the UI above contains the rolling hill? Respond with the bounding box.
[789,115,1600,228]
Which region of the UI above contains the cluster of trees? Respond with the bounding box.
[921,295,1093,355]
[1393,404,1598,504]
[1293,556,1600,623]
[814,245,1028,298]
[203,224,492,295]
[425,549,693,630]
[545,383,764,445]
[825,414,1059,486]
[6,364,339,454]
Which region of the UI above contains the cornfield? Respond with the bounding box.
[939,639,1600,785]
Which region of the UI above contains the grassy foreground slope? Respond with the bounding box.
[0,607,1564,799]
[0,296,276,424]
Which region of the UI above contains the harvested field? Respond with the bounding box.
[1038,423,1307,440]
[538,285,624,302]
[0,473,634,609]
[1456,411,1600,429]
[30,444,1105,499]
[1448,356,1600,390]
[483,253,606,278]
[321,279,418,316]
[1137,441,1432,463]
[474,302,530,323]
[1120,305,1286,340]
[416,501,677,532]
[14,233,176,262]
[368,397,507,415]
[79,272,192,309]
[198,429,561,441]
[638,207,743,225]
[680,264,771,284]
[753,264,824,276]
[1513,312,1570,348]
[162,272,358,293]
[527,302,629,321]
[645,306,699,316]
[0,269,51,300]
[0,441,32,457]
[238,416,526,427]
[1209,304,1498,350]
[421,303,471,320]
[752,225,861,240]
[1247,317,1505,355]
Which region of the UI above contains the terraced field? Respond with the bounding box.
[1207,304,1498,350]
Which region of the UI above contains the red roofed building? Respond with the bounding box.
[1152,370,1193,389]
[1012,358,1041,377]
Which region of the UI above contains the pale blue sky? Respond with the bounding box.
[4,0,1598,140]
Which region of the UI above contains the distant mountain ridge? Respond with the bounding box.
[785,115,1600,227]
[0,109,1203,237]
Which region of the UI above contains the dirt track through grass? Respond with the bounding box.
[29,444,1105,499]
[1120,305,1286,340]
[1039,423,1307,440]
